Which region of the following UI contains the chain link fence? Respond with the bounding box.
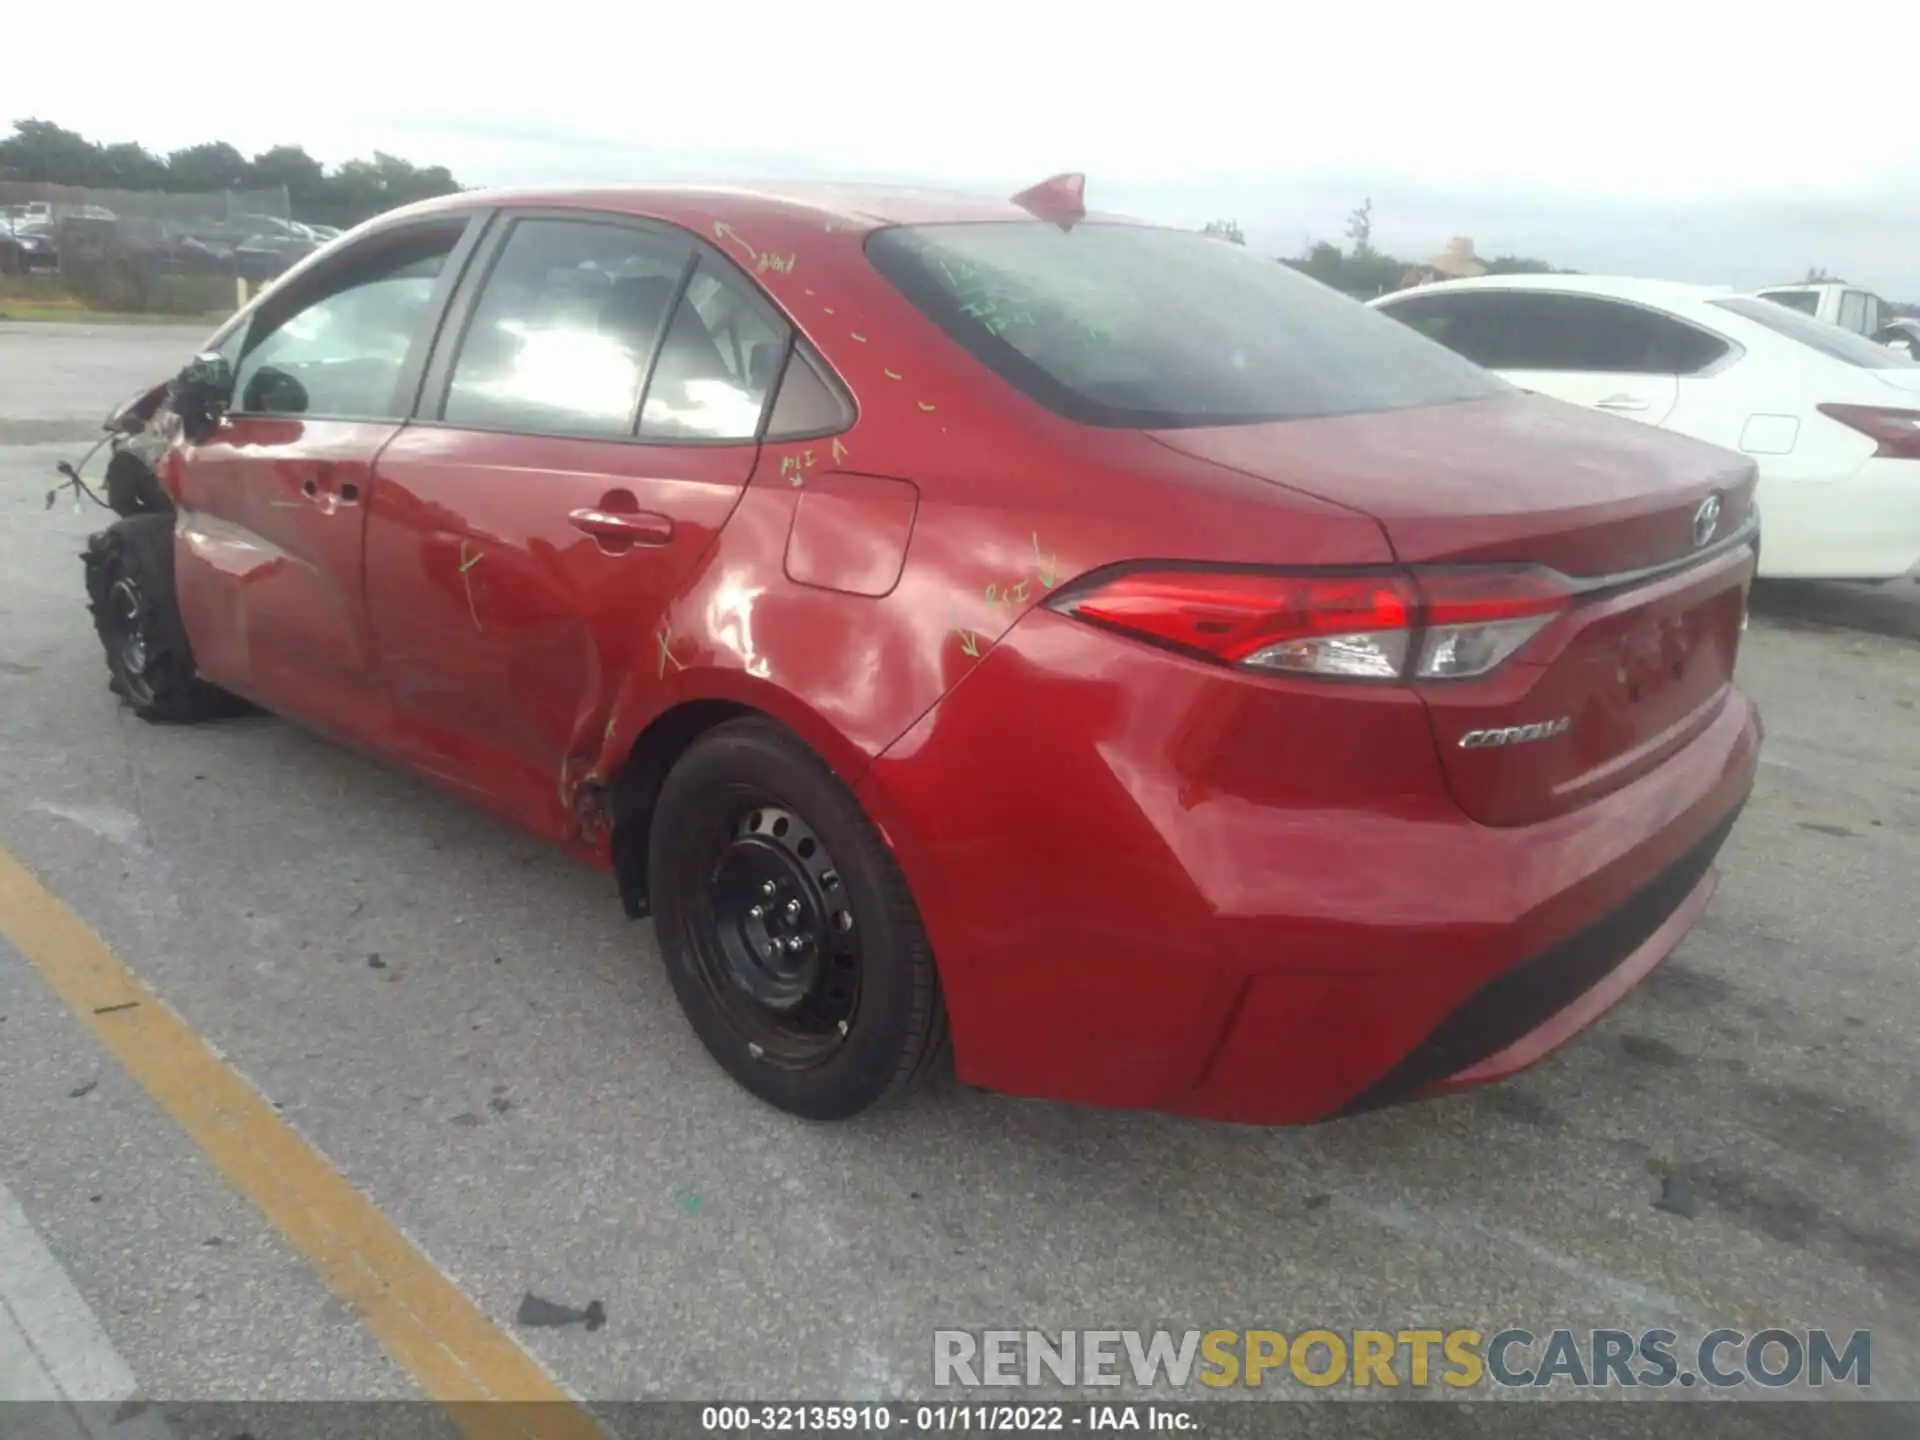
[1,181,304,314]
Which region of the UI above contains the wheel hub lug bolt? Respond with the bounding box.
[761,880,777,897]
[749,905,763,920]
[785,899,801,918]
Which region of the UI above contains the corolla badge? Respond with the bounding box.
[1459,717,1572,749]
[1692,493,1722,549]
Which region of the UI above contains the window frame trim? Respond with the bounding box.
[223,211,488,425]
[410,206,806,449]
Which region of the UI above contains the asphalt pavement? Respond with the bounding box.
[0,320,1915,1425]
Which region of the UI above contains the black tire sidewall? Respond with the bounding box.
[86,515,233,723]
[103,450,167,516]
[648,720,936,1121]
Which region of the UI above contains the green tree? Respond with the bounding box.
[0,119,108,184]
[97,141,168,190]
[329,152,461,219]
[1483,254,1559,276]
[166,141,250,192]
[1286,240,1348,288]
[247,144,328,206]
[1345,198,1375,260]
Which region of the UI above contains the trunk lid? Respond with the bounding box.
[1149,393,1759,825]
[1148,392,1756,575]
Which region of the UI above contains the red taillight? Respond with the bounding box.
[1051,566,1571,681]
[1818,403,1920,460]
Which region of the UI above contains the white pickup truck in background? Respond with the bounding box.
[1755,279,1890,335]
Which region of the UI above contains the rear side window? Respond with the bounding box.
[865,223,1507,428]
[1760,289,1821,316]
[1381,291,1730,375]
[442,218,694,438]
[764,340,855,439]
[1712,297,1920,369]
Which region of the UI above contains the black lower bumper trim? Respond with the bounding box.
[1334,796,1748,1118]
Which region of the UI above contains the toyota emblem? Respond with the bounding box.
[1691,494,1722,549]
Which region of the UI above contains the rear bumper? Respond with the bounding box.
[860,609,1762,1126]
[1331,799,1739,1116]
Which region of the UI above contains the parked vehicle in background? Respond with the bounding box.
[75,179,1759,1125]
[1371,274,1920,581]
[0,218,58,274]
[1754,280,1890,336]
[1873,316,1920,360]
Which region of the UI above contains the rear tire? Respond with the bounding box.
[83,515,244,723]
[647,717,949,1120]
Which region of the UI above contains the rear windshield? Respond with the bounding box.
[1712,297,1918,369]
[864,223,1510,428]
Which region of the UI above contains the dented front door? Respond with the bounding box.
[175,416,391,735]
[172,221,476,739]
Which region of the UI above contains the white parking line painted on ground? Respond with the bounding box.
[0,1178,171,1438]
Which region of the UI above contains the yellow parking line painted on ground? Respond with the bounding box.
[0,845,605,1440]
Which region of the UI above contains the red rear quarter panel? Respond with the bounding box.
[592,201,1396,800]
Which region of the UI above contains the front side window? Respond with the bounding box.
[234,227,459,419]
[1839,290,1870,334]
[1374,293,1503,366]
[443,218,695,438]
[866,222,1508,428]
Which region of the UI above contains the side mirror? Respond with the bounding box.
[240,364,307,416]
[178,351,233,394]
[170,351,233,443]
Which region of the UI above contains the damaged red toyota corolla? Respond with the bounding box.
[79,175,1761,1122]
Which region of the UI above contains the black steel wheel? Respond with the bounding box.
[649,718,949,1120]
[103,574,158,708]
[82,515,245,724]
[701,803,863,1062]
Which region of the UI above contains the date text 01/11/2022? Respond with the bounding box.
[699,1405,1198,1432]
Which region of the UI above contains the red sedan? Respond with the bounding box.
[82,175,1761,1123]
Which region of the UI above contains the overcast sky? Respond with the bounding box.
[14,0,1920,296]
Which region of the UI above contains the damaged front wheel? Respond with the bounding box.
[83,515,245,723]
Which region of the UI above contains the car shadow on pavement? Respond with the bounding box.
[1751,577,1920,642]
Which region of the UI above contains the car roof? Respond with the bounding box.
[384,181,1147,235]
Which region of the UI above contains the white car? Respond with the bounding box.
[1370,275,1920,581]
